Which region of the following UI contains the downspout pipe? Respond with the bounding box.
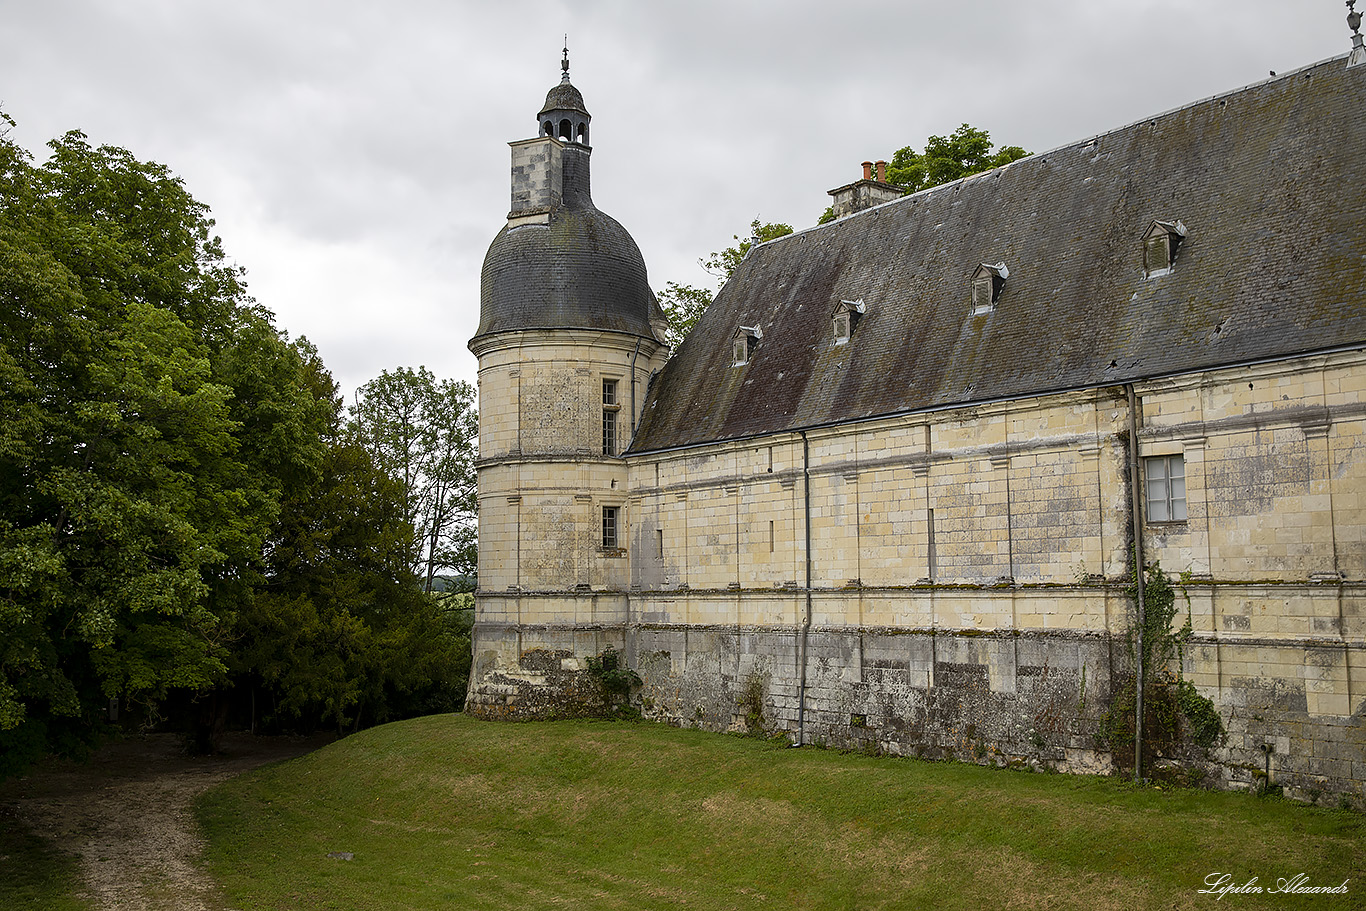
[628,338,642,436]
[1125,384,1147,782]
[796,430,813,746]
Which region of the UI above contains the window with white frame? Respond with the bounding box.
[1145,454,1187,522]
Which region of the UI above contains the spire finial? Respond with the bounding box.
[1350,1,1366,66]
[561,37,571,83]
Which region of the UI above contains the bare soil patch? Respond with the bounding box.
[0,731,331,911]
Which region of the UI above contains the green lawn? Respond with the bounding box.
[0,819,88,911]
[197,714,1363,910]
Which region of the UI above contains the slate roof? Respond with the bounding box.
[474,144,663,342]
[631,56,1366,454]
[540,81,589,117]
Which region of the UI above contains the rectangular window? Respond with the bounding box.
[1145,454,1187,522]
[602,506,619,549]
[971,275,994,314]
[602,379,619,455]
[656,527,664,559]
[733,338,749,366]
[602,409,617,455]
[1144,234,1171,276]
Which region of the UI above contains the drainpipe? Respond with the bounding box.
[796,430,813,746]
[628,338,642,436]
[1125,384,1147,782]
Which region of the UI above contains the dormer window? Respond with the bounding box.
[832,299,866,345]
[971,263,1008,315]
[1143,220,1187,277]
[732,326,762,366]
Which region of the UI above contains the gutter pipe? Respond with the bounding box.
[1125,383,1147,782]
[796,430,813,746]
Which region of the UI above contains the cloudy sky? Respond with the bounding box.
[1,1,1351,400]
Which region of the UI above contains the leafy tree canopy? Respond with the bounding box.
[655,281,714,348]
[818,124,1029,224]
[0,117,478,768]
[700,218,795,286]
[0,119,333,771]
[887,123,1028,194]
[233,353,471,735]
[656,218,792,348]
[348,367,478,592]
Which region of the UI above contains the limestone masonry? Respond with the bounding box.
[466,51,1366,805]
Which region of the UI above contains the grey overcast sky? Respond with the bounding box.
[0,1,1352,400]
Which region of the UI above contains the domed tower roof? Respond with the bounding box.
[473,47,664,344]
[478,209,659,338]
[539,81,588,119]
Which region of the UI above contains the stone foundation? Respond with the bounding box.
[465,617,1365,808]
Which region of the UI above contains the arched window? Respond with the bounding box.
[559,118,572,140]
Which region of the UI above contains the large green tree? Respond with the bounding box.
[348,367,478,592]
[0,119,330,771]
[233,354,470,735]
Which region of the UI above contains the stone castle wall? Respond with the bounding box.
[468,349,1366,805]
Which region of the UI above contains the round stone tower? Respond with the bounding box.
[465,51,669,718]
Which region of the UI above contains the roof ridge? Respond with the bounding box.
[750,53,1355,252]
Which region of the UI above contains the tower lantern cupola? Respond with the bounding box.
[539,43,591,144]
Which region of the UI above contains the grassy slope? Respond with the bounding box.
[198,715,1363,911]
[0,821,89,911]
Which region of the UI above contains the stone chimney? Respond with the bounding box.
[508,137,564,222]
[827,161,903,220]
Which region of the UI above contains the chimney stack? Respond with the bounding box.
[828,160,904,221]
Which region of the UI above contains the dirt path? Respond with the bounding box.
[1,732,330,911]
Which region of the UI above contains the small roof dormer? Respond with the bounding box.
[971,263,1008,315]
[732,325,762,366]
[832,298,866,344]
[1143,220,1187,277]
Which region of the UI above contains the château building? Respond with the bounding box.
[466,47,1366,803]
